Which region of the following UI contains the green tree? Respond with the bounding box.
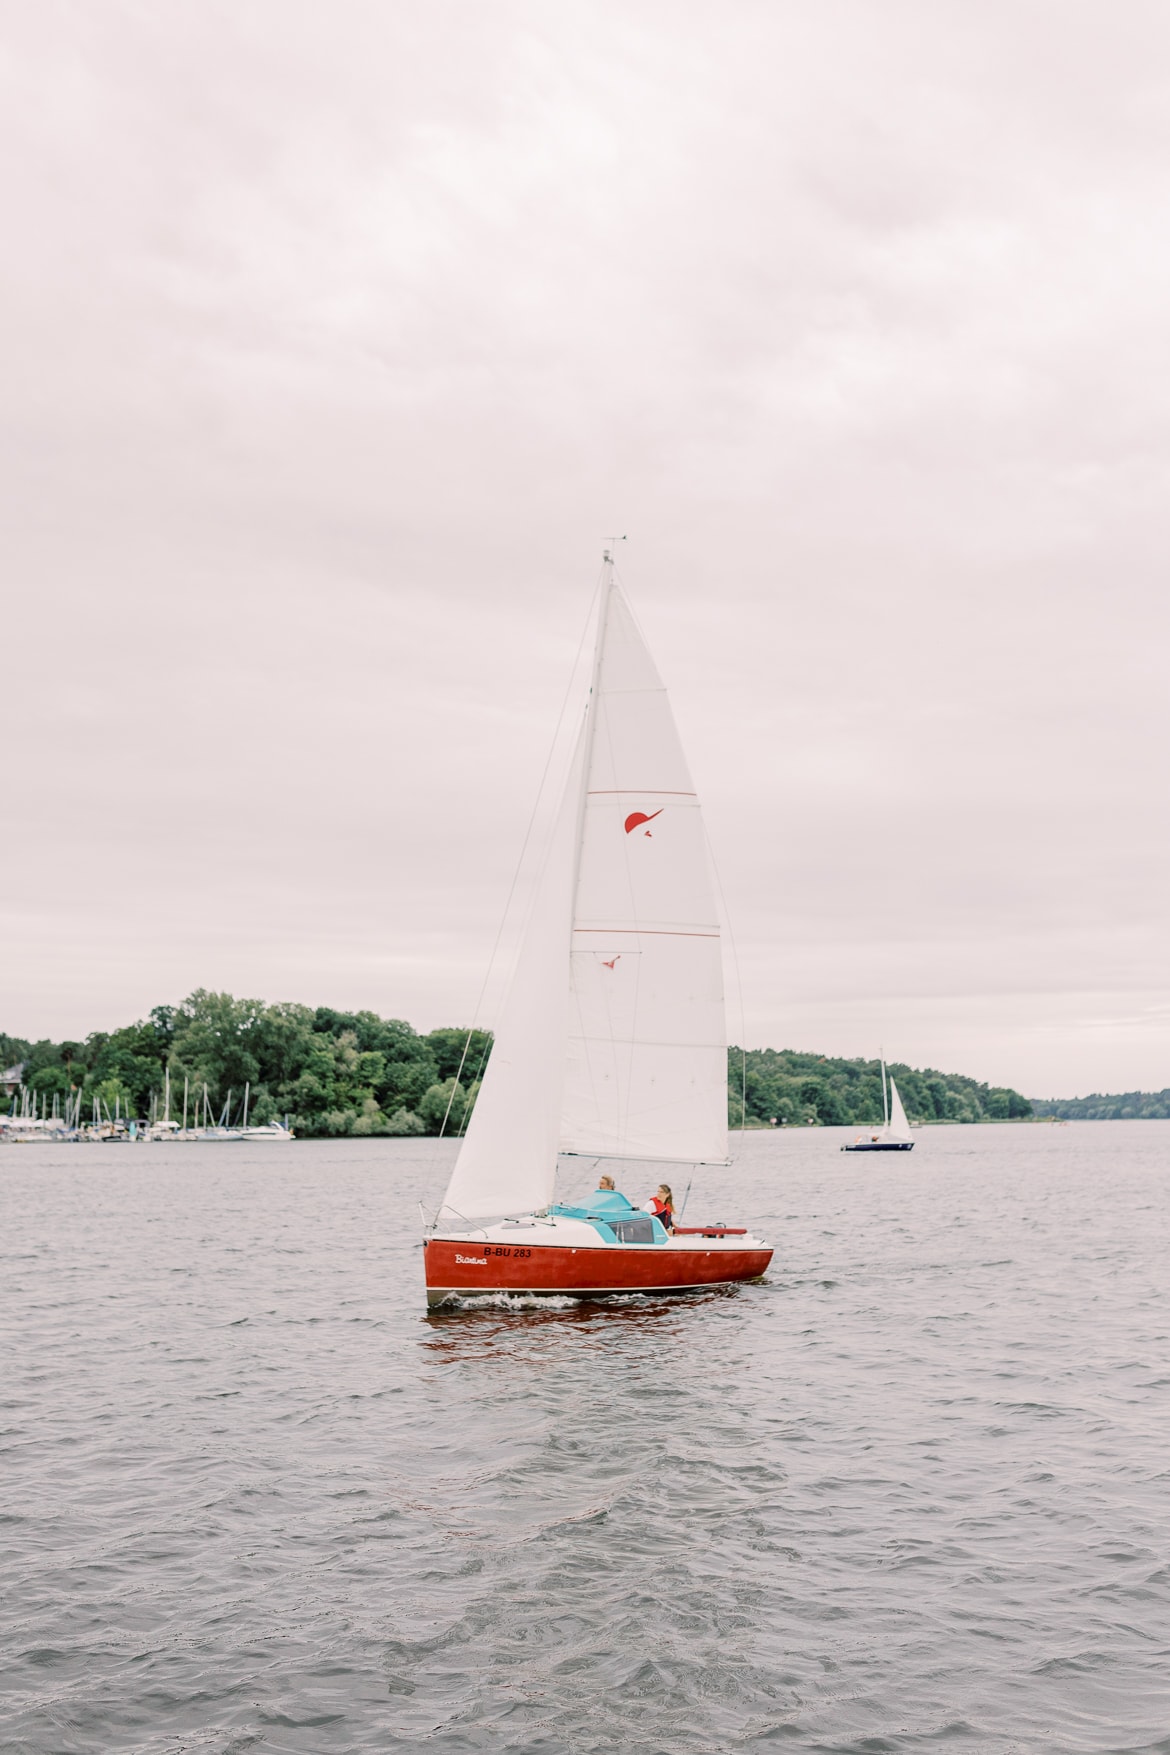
[384,1106,426,1136]
[417,1077,479,1135]
[29,1064,71,1096]
[83,1076,136,1123]
[171,991,264,1101]
[425,1028,493,1086]
[731,1047,1030,1126]
[0,1033,31,1069]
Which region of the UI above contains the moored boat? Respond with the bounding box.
[424,552,773,1306]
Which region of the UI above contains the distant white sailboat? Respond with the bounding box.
[842,1058,915,1152]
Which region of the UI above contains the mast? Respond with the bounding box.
[569,550,616,913]
[881,1055,889,1129]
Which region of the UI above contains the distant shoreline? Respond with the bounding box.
[1027,1091,1170,1121]
[5,995,1163,1134]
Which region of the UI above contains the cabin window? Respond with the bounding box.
[606,1218,656,1244]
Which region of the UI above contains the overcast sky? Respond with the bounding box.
[3,1,1168,1097]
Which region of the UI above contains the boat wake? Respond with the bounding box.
[429,1284,742,1316]
[433,1290,584,1312]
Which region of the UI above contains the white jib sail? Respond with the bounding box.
[887,1077,911,1141]
[438,729,586,1223]
[561,577,728,1165]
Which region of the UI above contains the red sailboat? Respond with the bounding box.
[423,553,773,1306]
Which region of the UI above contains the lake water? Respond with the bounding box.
[2,1122,1168,1754]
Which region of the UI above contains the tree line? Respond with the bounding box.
[732,1046,1033,1127]
[1,992,491,1139]
[3,993,1034,1138]
[1028,1091,1170,1121]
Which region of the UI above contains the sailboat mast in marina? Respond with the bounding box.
[423,552,773,1306]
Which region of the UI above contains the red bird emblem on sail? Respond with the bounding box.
[601,955,620,970]
[624,809,663,837]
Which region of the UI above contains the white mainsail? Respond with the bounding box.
[438,566,727,1223]
[437,729,586,1222]
[887,1077,911,1142]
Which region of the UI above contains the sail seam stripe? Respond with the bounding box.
[559,1151,732,1166]
[586,790,697,796]
[566,1039,725,1048]
[572,928,719,938]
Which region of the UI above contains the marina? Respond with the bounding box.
[1,1081,292,1137]
[1,1075,294,1144]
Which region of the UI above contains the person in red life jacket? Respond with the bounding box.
[646,1183,676,1232]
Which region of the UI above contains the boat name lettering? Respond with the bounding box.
[455,1254,487,1265]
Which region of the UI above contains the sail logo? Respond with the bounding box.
[624,809,662,837]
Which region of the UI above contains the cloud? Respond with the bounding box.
[2,1,1167,1093]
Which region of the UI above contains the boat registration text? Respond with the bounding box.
[454,1246,533,1263]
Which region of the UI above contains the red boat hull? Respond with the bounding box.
[424,1237,773,1306]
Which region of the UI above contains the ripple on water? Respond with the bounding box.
[1,1125,1169,1752]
